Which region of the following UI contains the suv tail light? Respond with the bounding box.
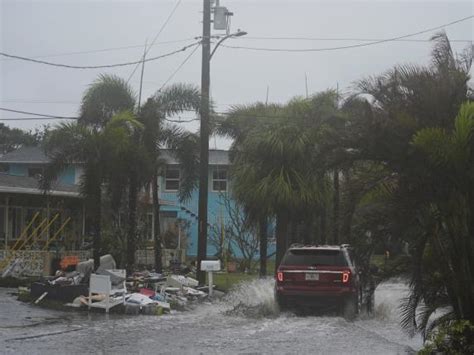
[342,270,351,283]
[277,272,284,282]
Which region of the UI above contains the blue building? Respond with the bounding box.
[159,149,232,257]
[0,146,259,260]
[0,147,84,251]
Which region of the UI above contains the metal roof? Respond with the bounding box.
[0,173,80,198]
[155,149,230,165]
[0,146,49,164]
[0,146,230,166]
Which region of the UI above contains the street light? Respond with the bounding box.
[210,30,248,60]
[196,3,247,284]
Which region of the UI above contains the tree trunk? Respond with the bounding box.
[332,169,340,244]
[91,186,102,270]
[320,207,327,244]
[303,215,312,245]
[259,217,267,277]
[290,218,298,245]
[275,211,289,273]
[152,172,162,272]
[126,172,138,271]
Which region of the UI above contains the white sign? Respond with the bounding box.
[201,260,221,271]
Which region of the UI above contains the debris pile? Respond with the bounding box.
[24,254,214,315]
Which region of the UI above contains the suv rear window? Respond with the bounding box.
[281,249,348,266]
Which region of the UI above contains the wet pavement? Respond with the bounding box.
[0,279,422,354]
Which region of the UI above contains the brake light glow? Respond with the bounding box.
[277,272,284,282]
[342,271,350,283]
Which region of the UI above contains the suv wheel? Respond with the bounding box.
[276,294,289,311]
[343,295,358,321]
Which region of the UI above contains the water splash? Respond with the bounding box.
[220,278,279,318]
[373,279,410,322]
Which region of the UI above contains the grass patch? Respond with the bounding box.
[0,276,40,288]
[211,272,257,292]
[209,259,276,292]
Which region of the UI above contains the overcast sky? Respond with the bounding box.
[1,0,473,148]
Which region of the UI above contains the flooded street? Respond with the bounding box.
[0,279,422,354]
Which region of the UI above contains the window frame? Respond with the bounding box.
[164,166,181,192]
[28,167,44,179]
[212,167,228,192]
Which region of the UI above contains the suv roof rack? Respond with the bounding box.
[289,243,306,248]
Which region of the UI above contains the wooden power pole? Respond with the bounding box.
[197,0,211,285]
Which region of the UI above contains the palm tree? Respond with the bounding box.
[139,83,201,272]
[401,102,474,336]
[76,74,143,270]
[338,33,474,338]
[79,74,136,129]
[231,120,328,270]
[41,116,139,268]
[217,103,284,276]
[104,111,152,270]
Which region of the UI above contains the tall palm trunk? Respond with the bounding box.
[275,211,289,273]
[259,217,267,277]
[152,172,162,272]
[320,207,327,244]
[91,186,102,269]
[126,172,138,271]
[332,169,340,244]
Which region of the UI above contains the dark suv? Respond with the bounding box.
[275,244,360,319]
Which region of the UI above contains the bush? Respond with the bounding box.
[420,320,474,355]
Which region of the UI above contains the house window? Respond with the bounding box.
[8,207,22,240]
[0,164,8,173]
[28,167,44,179]
[0,207,5,240]
[165,167,180,191]
[212,169,227,192]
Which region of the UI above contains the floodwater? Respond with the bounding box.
[0,279,422,354]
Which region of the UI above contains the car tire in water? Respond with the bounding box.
[343,296,358,321]
[276,294,289,311]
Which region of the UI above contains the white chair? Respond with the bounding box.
[88,270,126,313]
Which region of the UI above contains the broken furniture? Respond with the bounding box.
[88,270,126,313]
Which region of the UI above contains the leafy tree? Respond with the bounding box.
[0,123,39,154]
[331,32,474,337]
[41,121,115,267]
[139,83,201,272]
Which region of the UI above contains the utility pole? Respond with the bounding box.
[137,41,147,110]
[332,82,340,245]
[197,0,211,285]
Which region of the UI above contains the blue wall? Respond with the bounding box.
[160,165,276,258]
[160,171,223,257]
[6,163,76,185]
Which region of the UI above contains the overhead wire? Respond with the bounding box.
[126,0,183,83]
[221,15,474,52]
[243,36,473,43]
[0,117,75,121]
[0,107,76,119]
[158,43,201,92]
[0,106,321,122]
[0,37,197,62]
[0,42,200,69]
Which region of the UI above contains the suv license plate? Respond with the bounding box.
[305,273,319,281]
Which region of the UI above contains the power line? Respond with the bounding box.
[0,106,303,122]
[127,0,183,83]
[0,117,76,121]
[0,38,197,62]
[222,15,474,52]
[0,107,76,119]
[244,36,473,43]
[0,42,200,70]
[158,44,201,92]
